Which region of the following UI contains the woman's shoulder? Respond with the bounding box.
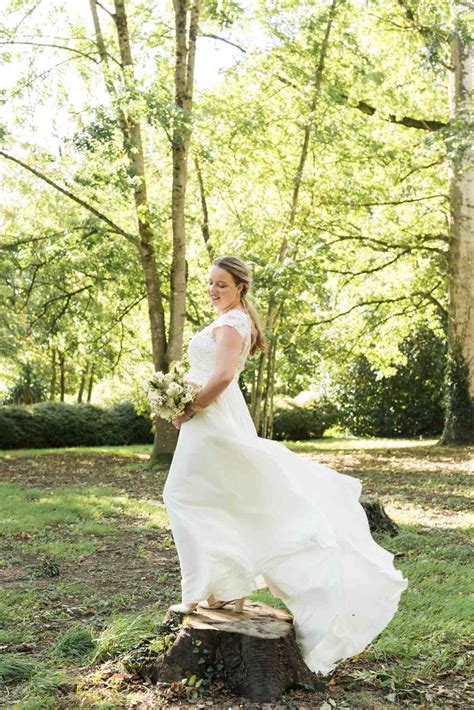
[210,308,251,340]
[213,307,250,322]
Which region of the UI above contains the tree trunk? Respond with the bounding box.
[168,0,202,364]
[252,0,339,433]
[49,346,57,401]
[194,153,214,260]
[262,333,276,437]
[77,369,86,403]
[268,336,277,439]
[150,0,202,463]
[90,0,176,460]
[440,0,474,444]
[58,351,65,402]
[152,601,322,702]
[87,366,94,403]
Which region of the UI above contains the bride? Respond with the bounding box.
[162,254,408,675]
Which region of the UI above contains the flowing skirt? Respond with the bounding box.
[162,379,408,675]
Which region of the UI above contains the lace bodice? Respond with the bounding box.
[187,308,252,385]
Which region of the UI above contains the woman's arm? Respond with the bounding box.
[184,325,243,416]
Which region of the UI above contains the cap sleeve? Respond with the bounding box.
[211,310,249,342]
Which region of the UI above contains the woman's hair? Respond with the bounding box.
[212,255,267,356]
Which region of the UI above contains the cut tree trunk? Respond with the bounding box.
[360,495,399,536]
[152,601,323,702]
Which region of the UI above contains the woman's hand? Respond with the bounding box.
[172,412,192,429]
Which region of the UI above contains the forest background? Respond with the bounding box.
[0,0,473,454]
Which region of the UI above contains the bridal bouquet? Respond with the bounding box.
[145,361,200,422]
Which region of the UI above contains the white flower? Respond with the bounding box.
[144,365,198,421]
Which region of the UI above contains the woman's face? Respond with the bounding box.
[208,265,242,311]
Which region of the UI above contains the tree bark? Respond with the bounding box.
[152,601,321,702]
[77,369,86,403]
[49,346,57,401]
[168,0,202,364]
[194,153,214,260]
[58,351,65,402]
[440,0,474,444]
[87,365,94,403]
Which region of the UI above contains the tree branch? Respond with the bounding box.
[304,282,444,331]
[319,193,448,207]
[198,32,246,53]
[28,284,94,333]
[0,150,138,246]
[335,91,448,130]
[326,232,447,254]
[0,40,99,63]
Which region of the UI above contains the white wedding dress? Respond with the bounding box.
[162,308,408,675]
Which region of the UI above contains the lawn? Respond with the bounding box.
[0,439,472,709]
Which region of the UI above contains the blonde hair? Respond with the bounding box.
[212,255,267,356]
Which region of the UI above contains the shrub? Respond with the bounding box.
[333,325,446,437]
[272,395,338,441]
[103,402,154,445]
[0,401,153,450]
[0,406,39,449]
[32,402,106,447]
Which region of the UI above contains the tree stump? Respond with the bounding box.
[360,495,399,536]
[152,600,323,702]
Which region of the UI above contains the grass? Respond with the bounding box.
[286,436,439,451]
[0,437,439,459]
[0,444,152,459]
[0,482,168,536]
[0,655,36,684]
[94,610,165,662]
[0,439,472,708]
[52,626,96,660]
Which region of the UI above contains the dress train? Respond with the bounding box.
[163,378,408,675]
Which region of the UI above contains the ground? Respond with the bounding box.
[0,439,472,709]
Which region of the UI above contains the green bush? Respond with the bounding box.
[0,406,41,449]
[103,402,154,445]
[0,401,153,450]
[333,325,446,437]
[272,396,338,441]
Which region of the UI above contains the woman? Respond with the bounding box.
[162,255,408,675]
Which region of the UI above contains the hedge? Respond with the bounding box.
[0,401,153,450]
[272,397,338,441]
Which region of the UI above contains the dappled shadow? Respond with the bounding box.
[299,444,472,518]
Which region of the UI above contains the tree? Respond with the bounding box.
[440,0,474,444]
